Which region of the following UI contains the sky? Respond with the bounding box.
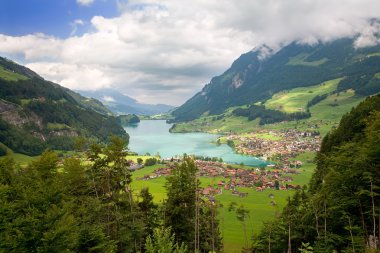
[1,0,380,106]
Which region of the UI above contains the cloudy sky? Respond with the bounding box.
[1,0,380,105]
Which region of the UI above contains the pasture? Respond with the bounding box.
[264,78,341,113]
[130,152,316,252]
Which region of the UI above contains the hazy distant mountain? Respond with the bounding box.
[172,38,380,121]
[78,89,174,116]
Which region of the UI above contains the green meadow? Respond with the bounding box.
[0,66,28,82]
[286,53,329,67]
[130,152,316,252]
[264,78,341,113]
[171,78,365,137]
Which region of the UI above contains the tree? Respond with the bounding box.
[145,227,187,253]
[138,187,159,241]
[164,157,198,251]
[229,202,250,252]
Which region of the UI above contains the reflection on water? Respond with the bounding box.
[124,120,267,167]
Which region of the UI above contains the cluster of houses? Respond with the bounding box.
[137,159,302,198]
[226,129,320,164]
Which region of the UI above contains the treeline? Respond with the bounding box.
[0,136,222,252]
[194,155,223,163]
[233,104,311,125]
[252,94,380,252]
[307,94,328,108]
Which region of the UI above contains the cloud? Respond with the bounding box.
[1,0,380,105]
[70,19,85,36]
[77,0,95,6]
[102,96,116,102]
[25,62,112,90]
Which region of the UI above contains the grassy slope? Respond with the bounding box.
[286,52,329,67]
[0,66,28,82]
[264,78,341,113]
[0,143,39,166]
[172,78,365,137]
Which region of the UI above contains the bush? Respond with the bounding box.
[144,158,157,166]
[0,143,7,156]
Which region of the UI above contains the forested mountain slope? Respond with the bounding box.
[255,94,380,252]
[172,38,380,121]
[0,57,128,155]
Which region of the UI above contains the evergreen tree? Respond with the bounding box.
[164,157,198,250]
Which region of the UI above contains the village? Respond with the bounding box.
[226,129,320,165]
[134,129,319,200]
[136,159,302,200]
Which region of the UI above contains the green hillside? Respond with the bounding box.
[172,39,380,122]
[254,94,380,252]
[264,78,341,113]
[171,77,365,136]
[0,57,128,155]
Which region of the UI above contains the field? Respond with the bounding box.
[0,66,28,82]
[172,79,365,138]
[130,152,316,252]
[264,78,341,113]
[172,114,261,134]
[286,53,329,67]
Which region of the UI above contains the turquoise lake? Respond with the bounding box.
[124,120,267,166]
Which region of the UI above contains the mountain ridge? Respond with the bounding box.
[0,57,128,155]
[172,38,380,122]
[78,89,174,116]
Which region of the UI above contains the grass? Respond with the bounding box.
[286,53,329,67]
[126,155,159,163]
[47,123,72,131]
[130,165,294,252]
[264,78,341,113]
[309,89,364,121]
[0,66,28,82]
[172,78,362,137]
[367,52,380,57]
[172,114,260,134]
[131,164,168,202]
[130,151,316,252]
[0,146,39,166]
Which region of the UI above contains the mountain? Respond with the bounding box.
[78,89,174,116]
[172,38,380,121]
[256,94,380,252]
[0,57,128,156]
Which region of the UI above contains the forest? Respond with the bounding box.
[252,94,380,252]
[0,136,222,253]
[232,104,311,125]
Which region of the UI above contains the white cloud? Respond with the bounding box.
[102,96,116,102]
[25,62,112,90]
[1,0,380,105]
[77,0,95,6]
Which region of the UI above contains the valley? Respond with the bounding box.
[1,35,380,253]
